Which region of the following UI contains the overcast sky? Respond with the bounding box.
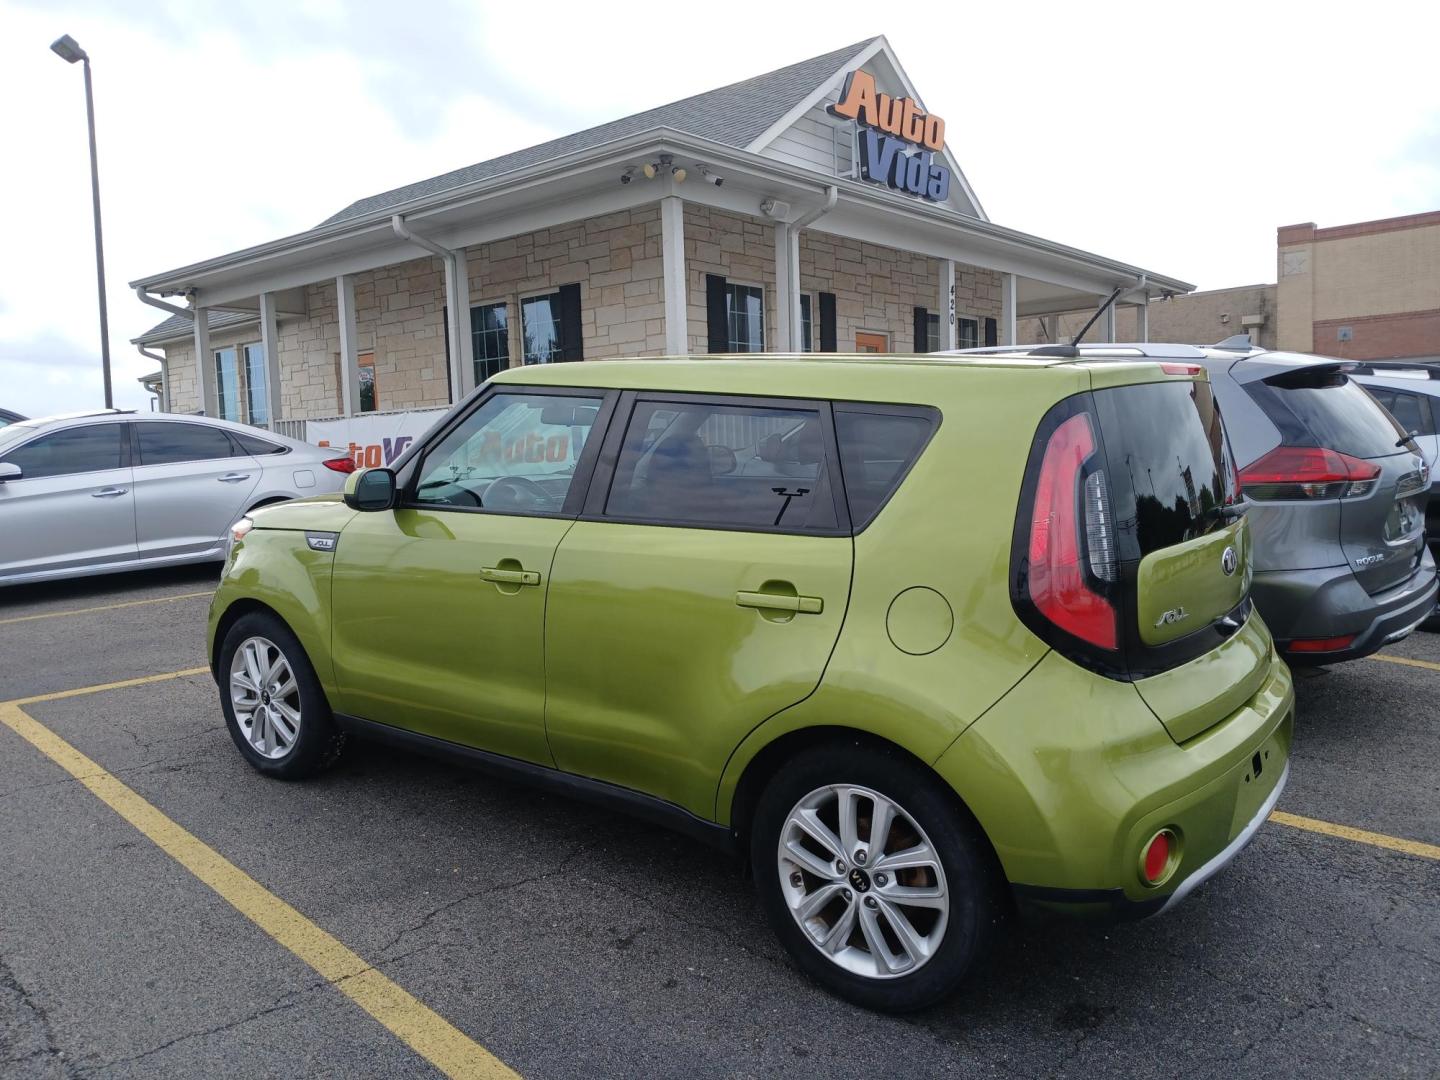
[0,0,1435,417]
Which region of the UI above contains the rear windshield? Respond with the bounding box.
[1245,370,1407,459]
[1092,381,1236,560]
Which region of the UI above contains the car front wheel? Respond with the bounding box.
[751,741,998,1012]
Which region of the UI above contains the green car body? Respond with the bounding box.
[209,355,1293,1002]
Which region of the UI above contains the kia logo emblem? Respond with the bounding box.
[1221,546,1238,577]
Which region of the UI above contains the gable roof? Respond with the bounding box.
[317,39,878,227]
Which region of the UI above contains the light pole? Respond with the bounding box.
[50,33,113,410]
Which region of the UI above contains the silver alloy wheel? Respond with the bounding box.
[229,636,301,760]
[778,783,949,980]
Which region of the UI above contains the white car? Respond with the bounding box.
[0,410,355,586]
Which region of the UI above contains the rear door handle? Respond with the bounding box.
[735,590,824,615]
[92,487,128,498]
[480,566,541,587]
[217,473,252,483]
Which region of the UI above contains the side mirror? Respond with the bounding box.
[0,462,21,482]
[343,467,396,511]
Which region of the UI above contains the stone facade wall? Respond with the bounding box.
[684,205,777,352]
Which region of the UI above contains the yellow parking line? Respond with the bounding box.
[1366,652,1440,674]
[0,591,214,627]
[1271,810,1440,861]
[0,700,519,1080]
[15,666,212,706]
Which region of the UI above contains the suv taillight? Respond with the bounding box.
[1025,413,1117,650]
[1239,445,1379,501]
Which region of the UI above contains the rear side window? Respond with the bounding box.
[136,422,240,465]
[1092,381,1236,560]
[231,431,287,455]
[1364,387,1433,437]
[833,406,938,529]
[605,398,838,532]
[1245,371,1406,458]
[0,424,124,479]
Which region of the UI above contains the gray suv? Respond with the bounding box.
[1066,343,1437,662]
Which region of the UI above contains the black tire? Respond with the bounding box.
[750,739,1000,1012]
[218,611,345,779]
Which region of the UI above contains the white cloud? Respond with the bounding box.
[0,0,1435,417]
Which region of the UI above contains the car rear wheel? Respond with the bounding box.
[219,612,344,779]
[751,741,998,1012]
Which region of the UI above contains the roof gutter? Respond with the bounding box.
[135,344,168,409]
[135,285,192,320]
[391,214,472,401]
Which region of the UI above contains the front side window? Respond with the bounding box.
[215,348,239,421]
[0,423,123,479]
[726,284,765,353]
[136,421,240,466]
[244,344,268,426]
[412,392,602,514]
[471,302,509,383]
[605,398,836,531]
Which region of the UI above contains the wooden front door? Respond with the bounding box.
[855,332,887,354]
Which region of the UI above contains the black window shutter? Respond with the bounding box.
[558,283,584,361]
[818,291,837,353]
[913,306,929,353]
[441,306,454,401]
[984,317,998,347]
[705,274,729,353]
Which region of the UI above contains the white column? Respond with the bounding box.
[660,196,688,355]
[786,228,803,351]
[1045,314,1060,344]
[258,291,283,425]
[1135,300,1149,342]
[1100,300,1117,342]
[938,261,956,349]
[1000,273,1018,346]
[447,251,475,400]
[192,306,214,416]
[336,275,360,416]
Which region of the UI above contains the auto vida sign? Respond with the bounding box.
[827,69,951,202]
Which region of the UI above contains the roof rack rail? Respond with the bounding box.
[1027,345,1080,358]
[1343,360,1440,380]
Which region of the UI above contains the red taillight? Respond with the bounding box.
[323,456,357,474]
[1239,445,1379,500]
[1027,413,1117,650]
[1286,635,1356,654]
[1160,363,1202,376]
[1142,830,1175,885]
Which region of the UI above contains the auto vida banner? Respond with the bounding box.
[307,410,447,469]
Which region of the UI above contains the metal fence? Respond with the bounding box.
[270,406,449,444]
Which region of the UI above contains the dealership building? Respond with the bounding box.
[131,37,1191,439]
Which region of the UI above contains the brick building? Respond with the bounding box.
[130,37,1190,439]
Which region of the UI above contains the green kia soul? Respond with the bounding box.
[209,354,1293,1011]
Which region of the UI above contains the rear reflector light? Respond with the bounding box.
[323,456,358,474]
[1286,635,1356,653]
[1027,413,1117,650]
[1141,829,1177,885]
[1239,445,1380,501]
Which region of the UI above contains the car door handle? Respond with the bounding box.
[92,487,128,498]
[735,590,824,615]
[217,473,252,483]
[480,566,541,586]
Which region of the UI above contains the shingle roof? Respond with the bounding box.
[133,308,258,345]
[317,39,876,227]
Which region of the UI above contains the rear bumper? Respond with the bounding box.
[1257,553,1437,662]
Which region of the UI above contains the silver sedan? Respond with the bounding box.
[0,410,355,586]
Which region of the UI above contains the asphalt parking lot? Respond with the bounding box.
[1,568,1437,1079]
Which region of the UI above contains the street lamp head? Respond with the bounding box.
[50,34,88,64]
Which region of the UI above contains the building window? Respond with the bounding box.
[800,294,813,352]
[244,344,268,426]
[726,283,765,352]
[358,352,378,412]
[926,313,941,352]
[214,347,240,421]
[471,302,509,383]
[521,284,582,363]
[958,317,979,350]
